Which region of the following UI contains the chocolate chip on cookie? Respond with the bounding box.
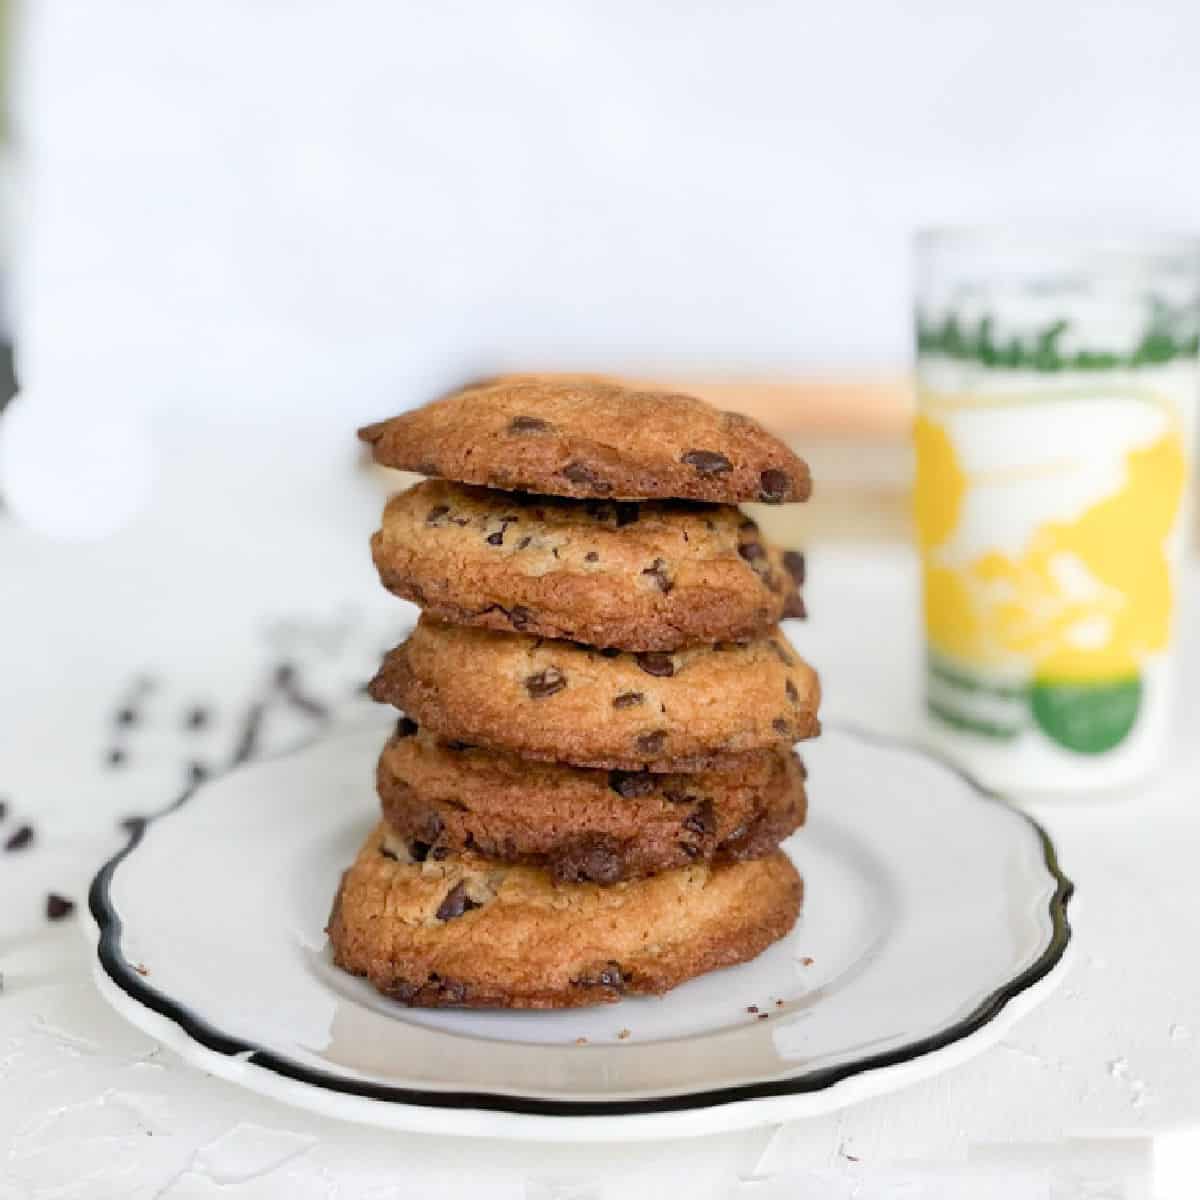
[377,732,806,882]
[525,668,567,699]
[359,376,811,504]
[369,480,805,651]
[328,824,803,1008]
[369,618,821,771]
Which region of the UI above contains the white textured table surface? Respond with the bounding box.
[2,436,1198,1198]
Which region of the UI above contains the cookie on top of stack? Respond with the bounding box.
[328,376,819,1009]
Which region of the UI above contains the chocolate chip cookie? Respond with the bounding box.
[370,479,806,651]
[368,618,821,771]
[377,722,806,882]
[358,376,811,504]
[327,822,803,1008]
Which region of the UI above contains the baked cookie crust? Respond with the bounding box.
[327,823,803,1008]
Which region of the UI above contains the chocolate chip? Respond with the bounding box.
[584,551,599,563]
[525,668,567,699]
[641,559,673,593]
[185,706,210,730]
[444,739,475,751]
[769,641,794,666]
[773,717,791,735]
[613,692,644,709]
[635,652,675,677]
[429,975,468,1004]
[635,730,667,754]
[786,680,799,704]
[615,502,640,527]
[395,716,419,738]
[5,824,33,852]
[508,415,552,434]
[106,748,127,768]
[596,647,621,658]
[554,836,624,884]
[46,893,75,921]
[609,770,656,798]
[388,974,469,1005]
[782,550,806,584]
[410,840,432,862]
[574,962,625,990]
[738,541,765,562]
[435,882,482,921]
[759,468,792,503]
[681,449,732,475]
[517,536,532,550]
[425,505,450,525]
[684,798,716,837]
[379,844,399,861]
[485,529,505,546]
[430,846,450,861]
[783,592,807,619]
[562,462,612,493]
[508,605,533,630]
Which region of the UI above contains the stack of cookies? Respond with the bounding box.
[328,377,820,1009]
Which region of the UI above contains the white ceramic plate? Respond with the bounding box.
[86,721,1072,1141]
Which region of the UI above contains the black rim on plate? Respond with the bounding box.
[88,723,1074,1119]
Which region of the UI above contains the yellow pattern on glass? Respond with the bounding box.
[913,414,966,551]
[916,411,1184,685]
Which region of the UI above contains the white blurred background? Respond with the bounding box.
[3,0,1200,541]
[12,1,1200,424]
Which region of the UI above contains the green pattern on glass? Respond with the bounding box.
[917,300,1200,371]
[927,698,1021,741]
[1031,675,1142,754]
[927,653,1029,700]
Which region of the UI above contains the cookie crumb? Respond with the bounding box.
[618,1028,631,1040]
[46,894,75,921]
[775,999,784,1008]
[746,1005,759,1014]
[757,1013,769,1021]
[800,956,814,966]
[574,1036,588,1046]
[134,963,149,976]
